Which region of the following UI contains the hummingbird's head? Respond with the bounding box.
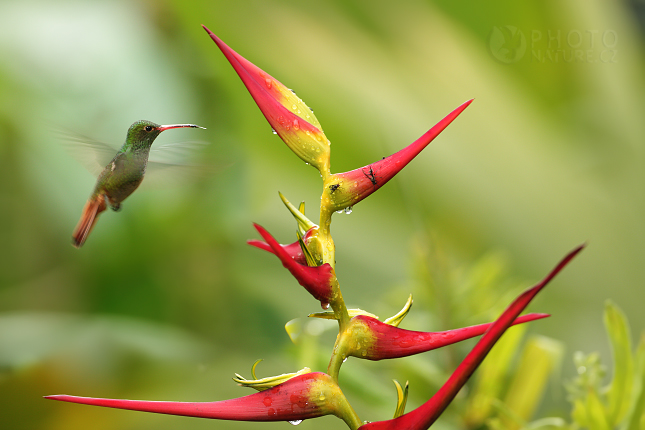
[126,120,163,150]
[126,120,205,150]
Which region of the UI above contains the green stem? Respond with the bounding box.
[318,207,335,268]
[328,328,351,383]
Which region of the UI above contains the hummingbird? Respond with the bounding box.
[72,120,205,248]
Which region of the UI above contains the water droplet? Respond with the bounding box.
[305,130,311,136]
[321,302,330,309]
[319,394,326,401]
[342,357,348,363]
[263,397,273,406]
[344,206,353,214]
[289,420,303,426]
[265,78,273,89]
[292,104,297,110]
[293,119,300,130]
[361,350,367,356]
[271,128,277,134]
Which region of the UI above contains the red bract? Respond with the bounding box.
[347,312,549,361]
[358,244,584,430]
[253,223,336,307]
[46,372,342,423]
[322,99,472,212]
[247,238,306,265]
[203,26,331,175]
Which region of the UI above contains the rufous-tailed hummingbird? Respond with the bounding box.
[72,120,205,248]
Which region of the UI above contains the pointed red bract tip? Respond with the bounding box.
[252,223,335,304]
[45,373,333,422]
[359,244,584,430]
[247,239,307,265]
[352,312,549,361]
[326,99,473,211]
[202,26,330,171]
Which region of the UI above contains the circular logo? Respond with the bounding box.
[489,26,526,64]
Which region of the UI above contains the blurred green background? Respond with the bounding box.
[0,0,643,429]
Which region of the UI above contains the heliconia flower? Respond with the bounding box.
[334,312,549,363]
[358,244,585,430]
[203,26,332,176]
[321,99,472,213]
[252,223,341,310]
[278,191,317,237]
[46,372,362,428]
[392,380,410,419]
[247,237,307,265]
[233,360,312,391]
[310,294,412,326]
[383,294,414,327]
[248,193,325,266]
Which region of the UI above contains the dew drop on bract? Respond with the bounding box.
[342,357,348,363]
[271,128,277,135]
[289,420,303,426]
[344,206,353,214]
[321,302,330,310]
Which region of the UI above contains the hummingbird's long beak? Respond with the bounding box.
[158,124,206,132]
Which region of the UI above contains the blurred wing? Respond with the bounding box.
[55,129,118,176]
[148,140,210,164]
[142,140,219,189]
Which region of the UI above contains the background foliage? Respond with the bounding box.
[0,0,643,429]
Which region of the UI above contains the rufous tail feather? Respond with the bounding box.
[72,195,107,248]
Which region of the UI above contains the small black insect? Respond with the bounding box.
[363,166,377,185]
[329,184,341,193]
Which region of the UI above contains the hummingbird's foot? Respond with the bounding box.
[109,203,122,212]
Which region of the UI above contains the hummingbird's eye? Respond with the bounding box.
[144,125,153,132]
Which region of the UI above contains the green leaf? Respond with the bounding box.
[621,333,645,430]
[585,389,612,430]
[571,398,590,428]
[604,300,634,425]
[464,323,528,427]
[501,335,564,430]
